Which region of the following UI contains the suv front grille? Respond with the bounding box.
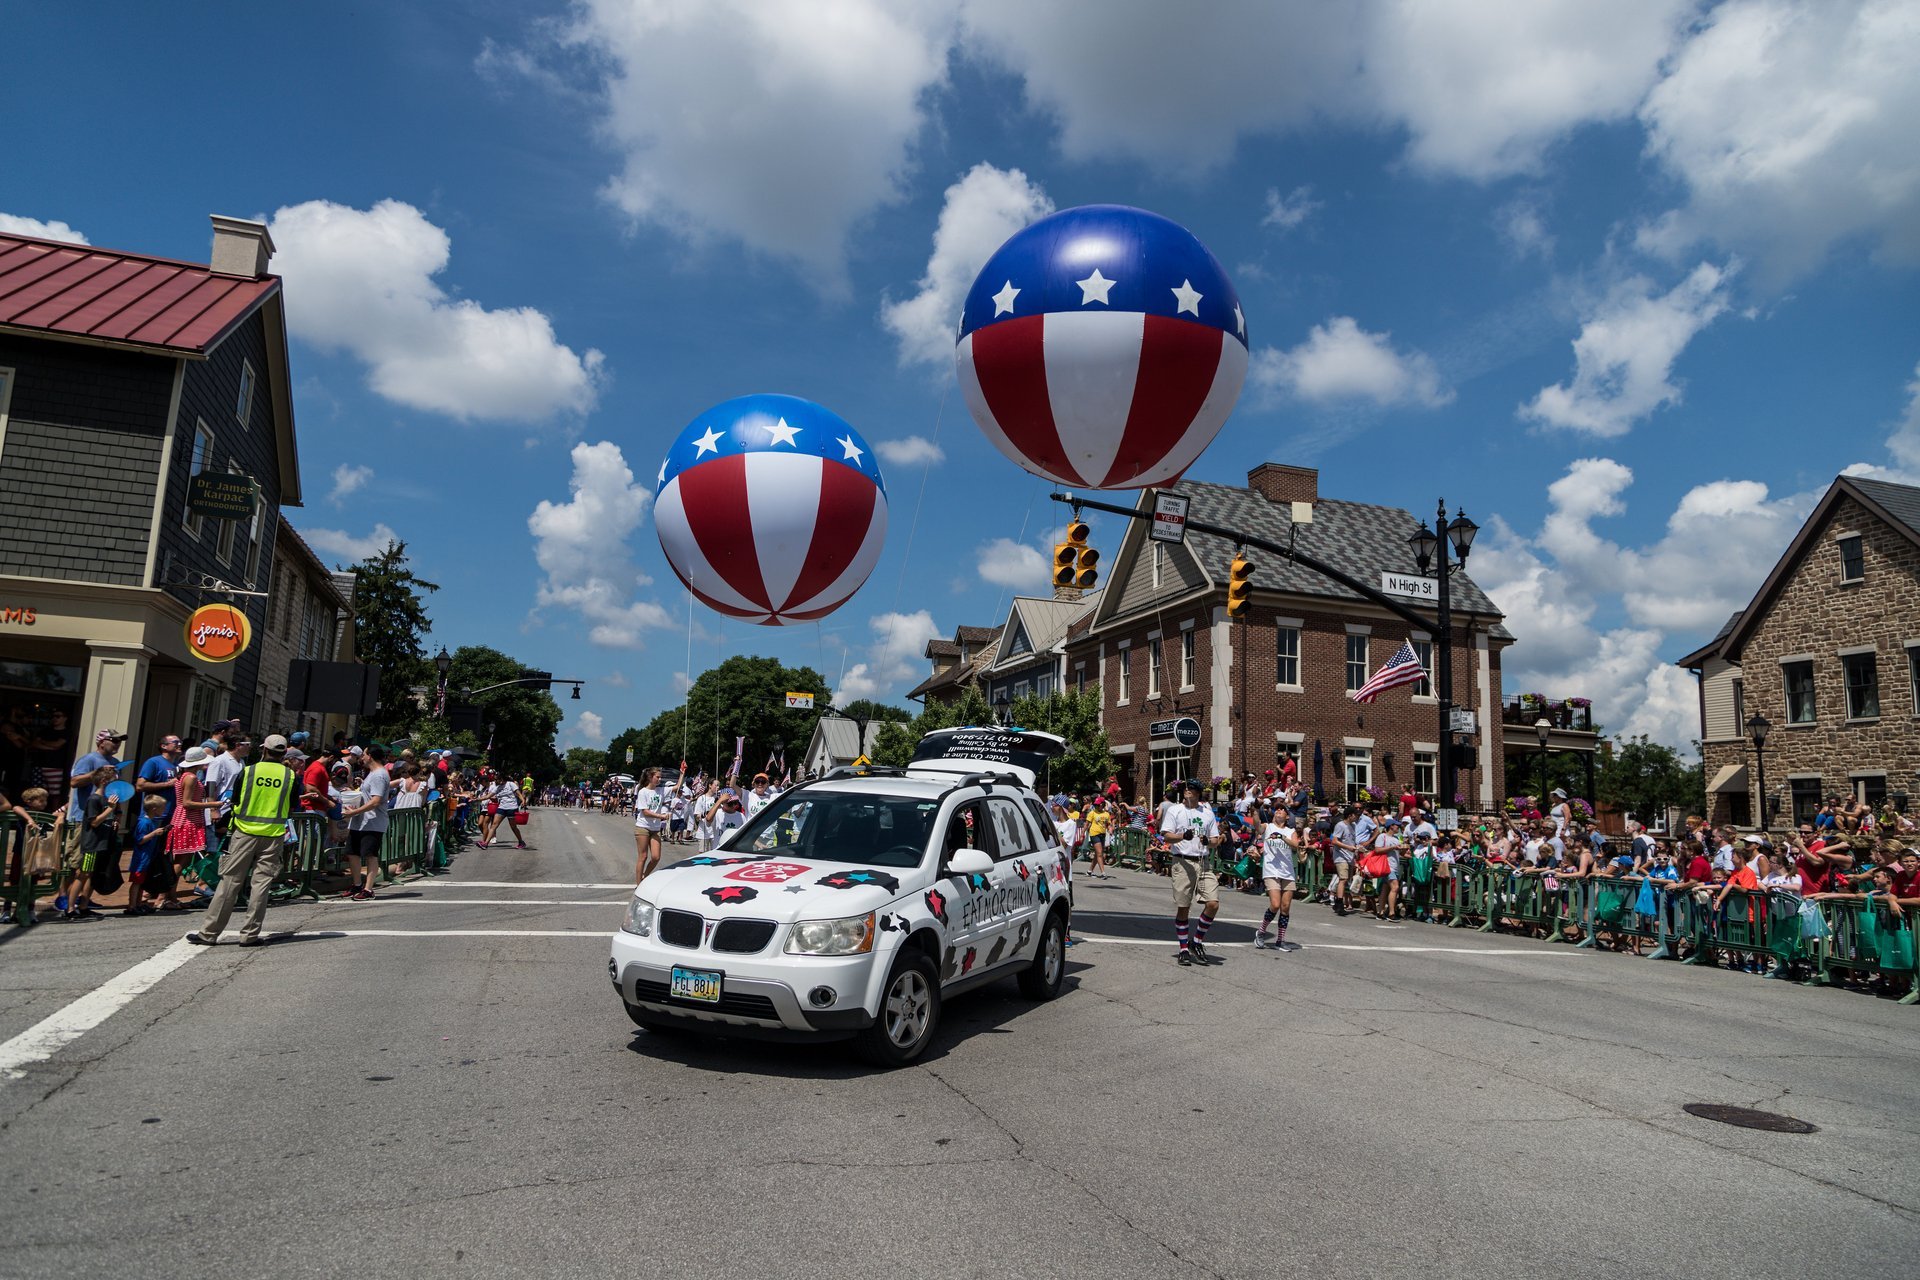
[658,909,703,948]
[711,918,777,954]
[632,978,779,1021]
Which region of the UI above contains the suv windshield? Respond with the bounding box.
[726,790,941,868]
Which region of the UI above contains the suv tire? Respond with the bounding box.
[1017,910,1068,1000]
[855,950,941,1067]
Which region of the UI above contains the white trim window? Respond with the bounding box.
[1343,747,1371,803]
[236,360,256,429]
[1276,625,1300,688]
[1783,660,1816,724]
[1411,638,1433,699]
[1837,534,1864,584]
[184,420,215,538]
[1843,651,1879,720]
[1413,750,1437,804]
[1345,634,1369,693]
[1148,637,1164,699]
[1180,629,1195,690]
[1117,645,1131,704]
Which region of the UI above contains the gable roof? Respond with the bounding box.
[905,625,1003,700]
[1711,474,1920,663]
[1674,610,1743,669]
[991,592,1104,673]
[1087,480,1508,637]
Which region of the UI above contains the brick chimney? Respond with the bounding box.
[209,215,275,278]
[1248,463,1317,507]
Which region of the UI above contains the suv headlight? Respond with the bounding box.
[621,896,656,937]
[785,911,876,956]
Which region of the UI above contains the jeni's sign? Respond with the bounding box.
[186,603,251,664]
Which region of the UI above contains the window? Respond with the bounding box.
[1843,651,1879,720]
[1413,750,1436,804]
[1345,634,1369,692]
[236,360,256,429]
[245,507,270,587]
[184,420,215,537]
[1117,646,1131,703]
[1276,626,1300,687]
[1036,672,1052,697]
[1838,535,1864,583]
[1411,639,1433,698]
[1275,740,1300,775]
[1343,747,1371,803]
[1148,637,1163,698]
[1013,679,1029,699]
[1180,629,1195,689]
[1789,778,1823,828]
[1783,661,1816,724]
[1909,645,1920,716]
[216,466,242,562]
[1731,677,1745,731]
[986,798,1037,859]
[1854,775,1887,811]
[1150,745,1190,801]
[1075,665,1086,695]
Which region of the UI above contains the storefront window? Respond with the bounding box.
[0,662,85,810]
[1150,746,1190,803]
[1343,747,1371,803]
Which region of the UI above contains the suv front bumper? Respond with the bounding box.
[610,930,880,1038]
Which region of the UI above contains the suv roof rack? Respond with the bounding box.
[817,764,908,781]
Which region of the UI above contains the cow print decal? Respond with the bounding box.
[985,936,1007,967]
[1015,862,1030,881]
[702,885,759,905]
[960,946,977,975]
[1037,875,1050,903]
[942,945,958,979]
[879,912,908,934]
[815,869,901,892]
[924,889,949,926]
[1016,920,1033,951]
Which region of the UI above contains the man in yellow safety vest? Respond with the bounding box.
[186,733,297,947]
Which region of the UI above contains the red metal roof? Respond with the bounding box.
[0,232,278,356]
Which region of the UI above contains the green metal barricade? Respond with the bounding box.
[1109,828,1150,871]
[269,813,328,903]
[426,798,450,870]
[376,808,431,882]
[1425,863,1463,924]
[1808,897,1918,1002]
[3,809,64,926]
[1479,870,1558,936]
[1682,887,1804,973]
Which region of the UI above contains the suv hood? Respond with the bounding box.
[642,853,913,920]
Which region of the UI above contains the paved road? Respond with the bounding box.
[2,810,1915,1279]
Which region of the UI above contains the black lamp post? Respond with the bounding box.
[1534,717,1551,805]
[433,646,452,716]
[1409,501,1478,812]
[1746,711,1772,833]
[994,690,1012,726]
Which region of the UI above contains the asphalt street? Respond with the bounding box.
[1,809,1915,1280]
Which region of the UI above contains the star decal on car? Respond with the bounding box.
[702,885,759,905]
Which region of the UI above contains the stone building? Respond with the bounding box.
[1677,474,1920,828]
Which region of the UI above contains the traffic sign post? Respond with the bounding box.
[785,692,815,709]
[1150,491,1189,544]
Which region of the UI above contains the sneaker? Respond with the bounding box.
[1187,940,1212,966]
[1253,932,1273,950]
[1177,948,1194,966]
[183,932,214,946]
[236,936,266,948]
[516,842,527,850]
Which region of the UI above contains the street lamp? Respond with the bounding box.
[1534,717,1552,807]
[1746,711,1772,833]
[994,691,1012,726]
[433,646,452,716]
[1408,500,1479,810]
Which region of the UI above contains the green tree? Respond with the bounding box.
[448,646,564,782]
[610,656,833,779]
[868,689,1110,795]
[349,539,439,737]
[1597,735,1706,825]
[830,698,913,724]
[560,747,608,785]
[871,687,995,767]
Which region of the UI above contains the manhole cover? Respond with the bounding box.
[1683,1103,1816,1134]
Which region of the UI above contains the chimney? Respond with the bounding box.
[1248,463,1317,508]
[209,215,275,279]
[1053,585,1083,604]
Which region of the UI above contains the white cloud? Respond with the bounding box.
[302,522,401,565]
[1841,360,1920,483]
[0,214,88,244]
[528,441,672,649]
[882,163,1053,366]
[1252,316,1451,407]
[975,537,1047,590]
[874,435,946,467]
[1520,261,1735,436]
[1497,197,1555,260]
[1475,456,1815,750]
[566,710,607,747]
[556,0,958,283]
[1637,0,1920,283]
[670,671,694,695]
[329,463,373,505]
[836,609,941,702]
[1261,185,1322,231]
[268,199,604,422]
[601,670,632,688]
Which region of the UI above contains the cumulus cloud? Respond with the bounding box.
[302,522,401,565]
[1497,197,1555,260]
[527,441,672,648]
[0,213,88,244]
[268,199,604,422]
[837,609,941,702]
[1261,185,1322,231]
[1841,360,1920,483]
[1253,316,1451,407]
[1520,261,1735,436]
[976,537,1048,590]
[1637,0,1920,283]
[329,463,373,505]
[882,163,1053,366]
[566,710,607,747]
[1474,456,1815,749]
[874,435,946,467]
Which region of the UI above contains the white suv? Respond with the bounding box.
[609,729,1073,1066]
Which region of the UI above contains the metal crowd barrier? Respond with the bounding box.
[2,810,62,926]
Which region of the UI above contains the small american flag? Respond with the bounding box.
[1349,640,1429,704]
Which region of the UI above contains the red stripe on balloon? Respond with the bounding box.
[1102,316,1223,488]
[778,461,875,613]
[675,454,774,611]
[970,315,1082,485]
[662,555,765,621]
[782,588,862,622]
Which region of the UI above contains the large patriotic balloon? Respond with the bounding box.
[956,205,1247,490]
[654,394,887,626]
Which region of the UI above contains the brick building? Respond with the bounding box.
[1677,474,1920,829]
[1061,464,1511,806]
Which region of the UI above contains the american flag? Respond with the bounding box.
[1349,641,1429,704]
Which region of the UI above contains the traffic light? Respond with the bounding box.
[1227,551,1253,618]
[1056,520,1098,589]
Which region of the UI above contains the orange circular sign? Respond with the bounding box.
[185,602,251,664]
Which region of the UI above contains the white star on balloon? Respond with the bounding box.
[836,435,865,466]
[693,426,725,457]
[992,280,1020,316]
[1171,279,1203,316]
[766,417,801,447]
[657,459,667,484]
[1234,303,1245,337]
[1076,269,1116,305]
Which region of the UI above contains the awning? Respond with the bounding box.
[1707,763,1749,794]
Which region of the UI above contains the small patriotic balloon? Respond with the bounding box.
[654,394,887,626]
[956,204,1247,490]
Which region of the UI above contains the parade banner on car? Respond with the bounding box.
[185,602,251,664]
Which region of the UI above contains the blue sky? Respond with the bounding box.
[7,1,1918,753]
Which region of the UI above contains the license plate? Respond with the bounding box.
[669,966,722,1003]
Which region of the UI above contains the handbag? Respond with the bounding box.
[1359,852,1391,880]
[24,821,61,877]
[1634,878,1658,917]
[1796,897,1829,941]
[511,810,529,828]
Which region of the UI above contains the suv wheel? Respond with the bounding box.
[856,950,940,1067]
[1018,911,1067,1000]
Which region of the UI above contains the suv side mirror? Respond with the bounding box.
[945,847,993,876]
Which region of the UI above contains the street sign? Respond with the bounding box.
[1448,709,1478,734]
[1150,491,1189,544]
[187,472,258,521]
[785,691,814,709]
[851,754,870,767]
[1149,716,1202,748]
[1380,572,1438,602]
[1435,808,1460,831]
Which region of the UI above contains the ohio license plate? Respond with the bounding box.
[669,966,722,1003]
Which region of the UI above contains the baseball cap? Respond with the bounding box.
[289,731,310,744]
[1741,833,1768,845]
[96,728,127,745]
[261,734,289,753]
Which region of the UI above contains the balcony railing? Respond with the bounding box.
[1501,698,1594,733]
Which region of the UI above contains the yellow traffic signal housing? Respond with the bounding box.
[1053,543,1077,587]
[1073,544,1099,589]
[1227,552,1253,618]
[1060,520,1098,589]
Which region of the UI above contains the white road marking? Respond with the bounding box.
[0,939,203,1080]
[583,835,596,846]
[309,898,622,907]
[284,929,614,938]
[1072,935,1572,956]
